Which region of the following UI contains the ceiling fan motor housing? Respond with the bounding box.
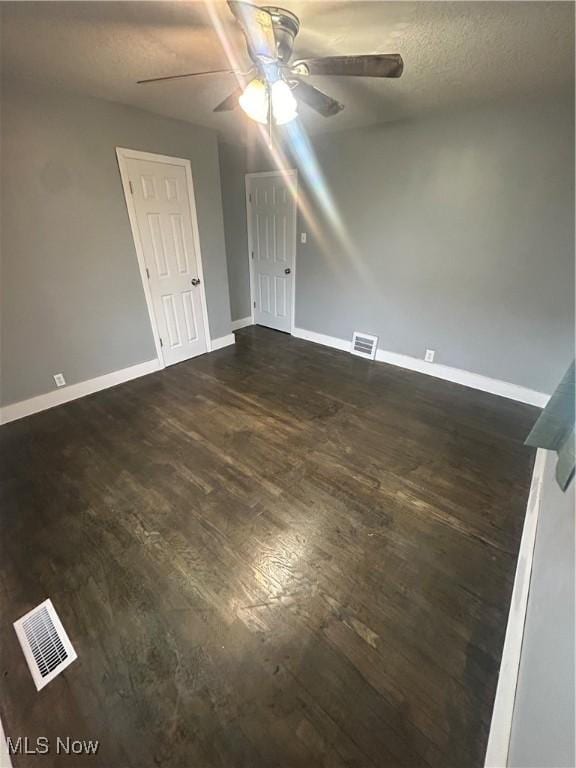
[262,6,300,63]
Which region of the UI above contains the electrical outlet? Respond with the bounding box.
[424,349,435,363]
[53,373,66,387]
[300,232,307,244]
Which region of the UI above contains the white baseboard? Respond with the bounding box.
[231,316,253,331]
[1,337,236,426]
[0,714,13,768]
[484,448,547,767]
[0,359,162,425]
[292,327,549,407]
[210,334,236,351]
[375,349,549,408]
[292,327,351,353]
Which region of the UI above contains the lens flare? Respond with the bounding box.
[282,119,356,256]
[204,0,363,280]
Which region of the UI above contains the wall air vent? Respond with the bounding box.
[14,599,77,690]
[351,331,378,360]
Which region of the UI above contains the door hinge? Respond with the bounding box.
[249,193,252,203]
[251,251,254,260]
[128,180,134,195]
[145,267,150,279]
[159,337,163,348]
[253,301,256,308]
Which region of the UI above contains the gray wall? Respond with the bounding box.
[1,78,231,406]
[508,450,575,767]
[294,98,574,395]
[245,97,574,395]
[218,141,251,322]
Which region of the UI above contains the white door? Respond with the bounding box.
[124,156,209,366]
[248,171,297,333]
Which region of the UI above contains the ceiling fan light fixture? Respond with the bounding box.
[239,76,297,126]
[139,2,405,123]
[239,77,269,124]
[271,79,297,125]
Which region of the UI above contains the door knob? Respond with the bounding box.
[284,268,291,275]
[191,278,201,286]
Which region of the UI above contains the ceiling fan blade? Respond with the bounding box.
[137,69,233,84]
[292,79,343,118]
[213,88,242,112]
[291,54,404,79]
[228,1,277,62]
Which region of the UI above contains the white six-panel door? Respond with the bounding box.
[247,171,297,334]
[123,155,209,366]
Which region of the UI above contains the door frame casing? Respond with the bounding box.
[245,169,298,334]
[116,147,212,369]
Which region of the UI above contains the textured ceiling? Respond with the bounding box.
[1,1,574,142]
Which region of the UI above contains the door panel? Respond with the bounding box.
[182,291,199,342]
[275,277,287,318]
[259,274,271,314]
[126,158,208,366]
[249,173,296,333]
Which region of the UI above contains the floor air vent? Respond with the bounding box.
[351,331,378,360]
[14,599,77,690]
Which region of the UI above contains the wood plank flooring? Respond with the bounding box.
[0,326,538,767]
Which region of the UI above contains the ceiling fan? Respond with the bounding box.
[137,1,404,126]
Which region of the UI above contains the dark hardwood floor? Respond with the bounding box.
[0,326,537,767]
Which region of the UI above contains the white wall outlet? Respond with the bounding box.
[53,373,66,387]
[300,232,307,244]
[424,349,435,363]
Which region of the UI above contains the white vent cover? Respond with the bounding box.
[14,599,77,690]
[351,331,378,360]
